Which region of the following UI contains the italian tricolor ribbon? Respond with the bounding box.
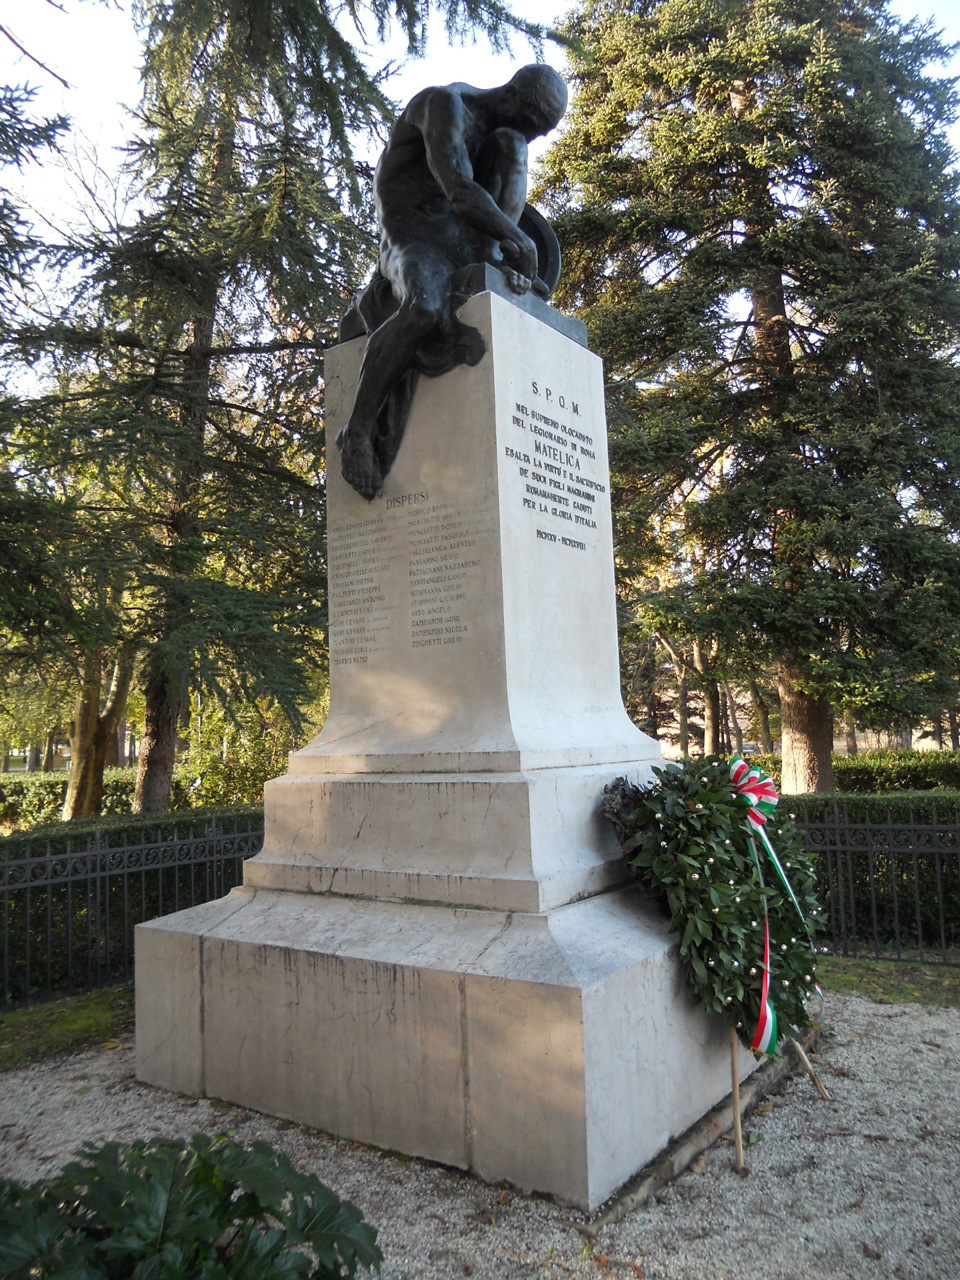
[729,757,823,1053]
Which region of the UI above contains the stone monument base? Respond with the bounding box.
[135,287,755,1211]
[136,884,754,1211]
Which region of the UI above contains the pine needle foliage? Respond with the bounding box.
[4,0,547,813]
[537,0,960,790]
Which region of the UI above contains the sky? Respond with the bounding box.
[2,0,959,227]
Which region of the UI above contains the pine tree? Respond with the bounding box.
[537,0,960,791]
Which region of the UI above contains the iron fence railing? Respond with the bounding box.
[0,813,264,1008]
[2,803,958,1009]
[800,805,960,964]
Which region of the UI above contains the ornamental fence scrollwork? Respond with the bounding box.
[0,813,265,1008]
[797,805,960,965]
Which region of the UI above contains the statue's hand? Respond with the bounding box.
[499,230,539,287]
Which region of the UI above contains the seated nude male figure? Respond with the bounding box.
[336,64,568,500]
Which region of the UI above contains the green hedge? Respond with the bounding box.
[0,804,264,861]
[0,749,284,831]
[784,791,960,956]
[0,768,198,830]
[787,790,960,824]
[750,750,960,794]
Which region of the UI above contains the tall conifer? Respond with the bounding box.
[537,0,960,790]
[6,0,542,814]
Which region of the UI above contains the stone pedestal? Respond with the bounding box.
[136,285,753,1211]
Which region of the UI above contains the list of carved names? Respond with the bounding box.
[328,500,487,666]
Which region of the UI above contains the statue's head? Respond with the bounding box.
[497,64,568,141]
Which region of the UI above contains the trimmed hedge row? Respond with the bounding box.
[0,769,196,830]
[0,803,264,861]
[788,789,960,823]
[750,750,960,794]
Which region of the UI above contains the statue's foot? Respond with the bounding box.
[336,427,382,500]
[502,266,533,296]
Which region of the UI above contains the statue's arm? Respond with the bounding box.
[414,90,538,282]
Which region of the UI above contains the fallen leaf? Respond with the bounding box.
[591,1253,609,1269]
[864,1134,890,1143]
[754,1103,772,1113]
[429,1212,445,1223]
[833,1068,850,1077]
[922,1040,942,1050]
[862,1242,882,1260]
[498,1190,509,1206]
[920,1129,936,1140]
[846,1197,864,1210]
[632,1269,644,1279]
[463,1267,474,1277]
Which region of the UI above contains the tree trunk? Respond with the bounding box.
[843,709,858,756]
[134,670,182,813]
[949,708,959,752]
[677,674,689,757]
[701,679,722,756]
[134,100,235,813]
[41,729,57,772]
[778,659,834,793]
[748,679,774,754]
[63,648,136,820]
[63,649,103,820]
[933,718,943,751]
[724,683,743,755]
[1,747,8,773]
[25,745,41,772]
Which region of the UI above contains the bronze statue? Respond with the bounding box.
[336,64,568,500]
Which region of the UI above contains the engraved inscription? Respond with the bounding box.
[502,379,604,546]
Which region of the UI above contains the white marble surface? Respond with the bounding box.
[134,291,744,1212]
[295,291,658,774]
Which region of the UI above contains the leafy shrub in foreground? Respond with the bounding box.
[0,1133,381,1279]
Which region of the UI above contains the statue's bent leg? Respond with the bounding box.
[337,255,449,499]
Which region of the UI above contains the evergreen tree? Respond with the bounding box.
[537,0,960,791]
[0,82,70,640]
[5,0,544,814]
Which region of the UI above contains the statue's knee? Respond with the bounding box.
[402,296,443,332]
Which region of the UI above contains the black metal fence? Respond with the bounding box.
[0,812,264,1008]
[800,804,960,964]
[2,802,959,1009]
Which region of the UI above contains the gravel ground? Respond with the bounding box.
[1,993,958,1280]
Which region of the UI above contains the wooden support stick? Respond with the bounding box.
[790,1035,831,1101]
[730,1027,745,1171]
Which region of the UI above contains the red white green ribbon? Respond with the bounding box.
[729,757,823,1053]
[753,918,778,1054]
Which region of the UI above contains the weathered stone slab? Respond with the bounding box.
[136,887,756,1210]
